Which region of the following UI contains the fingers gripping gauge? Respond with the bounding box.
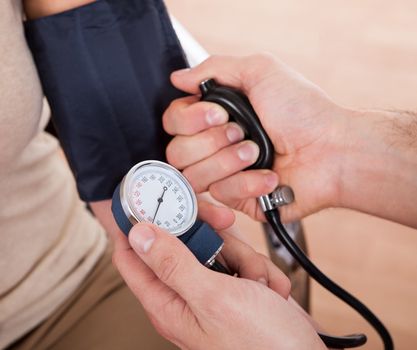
[112,160,228,271]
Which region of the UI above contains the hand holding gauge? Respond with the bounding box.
[113,71,392,349]
[112,160,229,273]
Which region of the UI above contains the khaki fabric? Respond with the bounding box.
[0,1,106,347]
[8,246,178,350]
[1,2,183,349]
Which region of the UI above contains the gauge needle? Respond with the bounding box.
[152,186,168,223]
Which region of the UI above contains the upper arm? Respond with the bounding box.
[23,0,96,20]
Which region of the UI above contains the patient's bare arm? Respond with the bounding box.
[23,0,96,19]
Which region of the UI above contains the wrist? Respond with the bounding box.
[337,108,417,227]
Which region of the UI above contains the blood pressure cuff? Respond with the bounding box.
[25,0,188,201]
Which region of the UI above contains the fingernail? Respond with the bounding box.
[264,171,279,188]
[237,142,259,162]
[226,124,244,143]
[129,225,156,254]
[172,68,191,77]
[206,108,228,126]
[258,277,268,286]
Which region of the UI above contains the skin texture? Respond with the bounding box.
[23,0,96,19]
[113,221,325,350]
[102,197,325,349]
[163,54,417,228]
[91,200,292,299]
[163,54,348,222]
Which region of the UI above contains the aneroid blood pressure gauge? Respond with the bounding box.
[115,160,197,236]
[112,160,228,272]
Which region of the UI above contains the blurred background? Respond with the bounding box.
[165,1,417,348]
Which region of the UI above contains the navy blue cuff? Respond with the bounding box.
[25,0,188,201]
[112,184,223,265]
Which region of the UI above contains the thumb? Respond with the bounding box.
[128,223,215,303]
[171,55,249,94]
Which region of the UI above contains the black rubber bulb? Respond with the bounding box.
[200,79,274,170]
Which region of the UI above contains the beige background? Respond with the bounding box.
[165,1,417,349]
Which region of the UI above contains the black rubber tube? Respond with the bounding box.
[265,210,393,349]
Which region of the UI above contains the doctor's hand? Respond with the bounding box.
[113,217,325,349]
[163,54,351,223]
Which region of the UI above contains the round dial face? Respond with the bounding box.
[122,161,197,236]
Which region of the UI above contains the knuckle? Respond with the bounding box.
[183,169,206,193]
[248,173,268,195]
[208,182,222,201]
[250,52,276,66]
[206,127,225,152]
[217,159,230,175]
[238,175,251,196]
[253,248,267,261]
[165,139,181,167]
[157,254,180,284]
[242,53,278,85]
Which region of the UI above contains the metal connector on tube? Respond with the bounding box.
[258,186,295,212]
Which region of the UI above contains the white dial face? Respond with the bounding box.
[123,161,197,236]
